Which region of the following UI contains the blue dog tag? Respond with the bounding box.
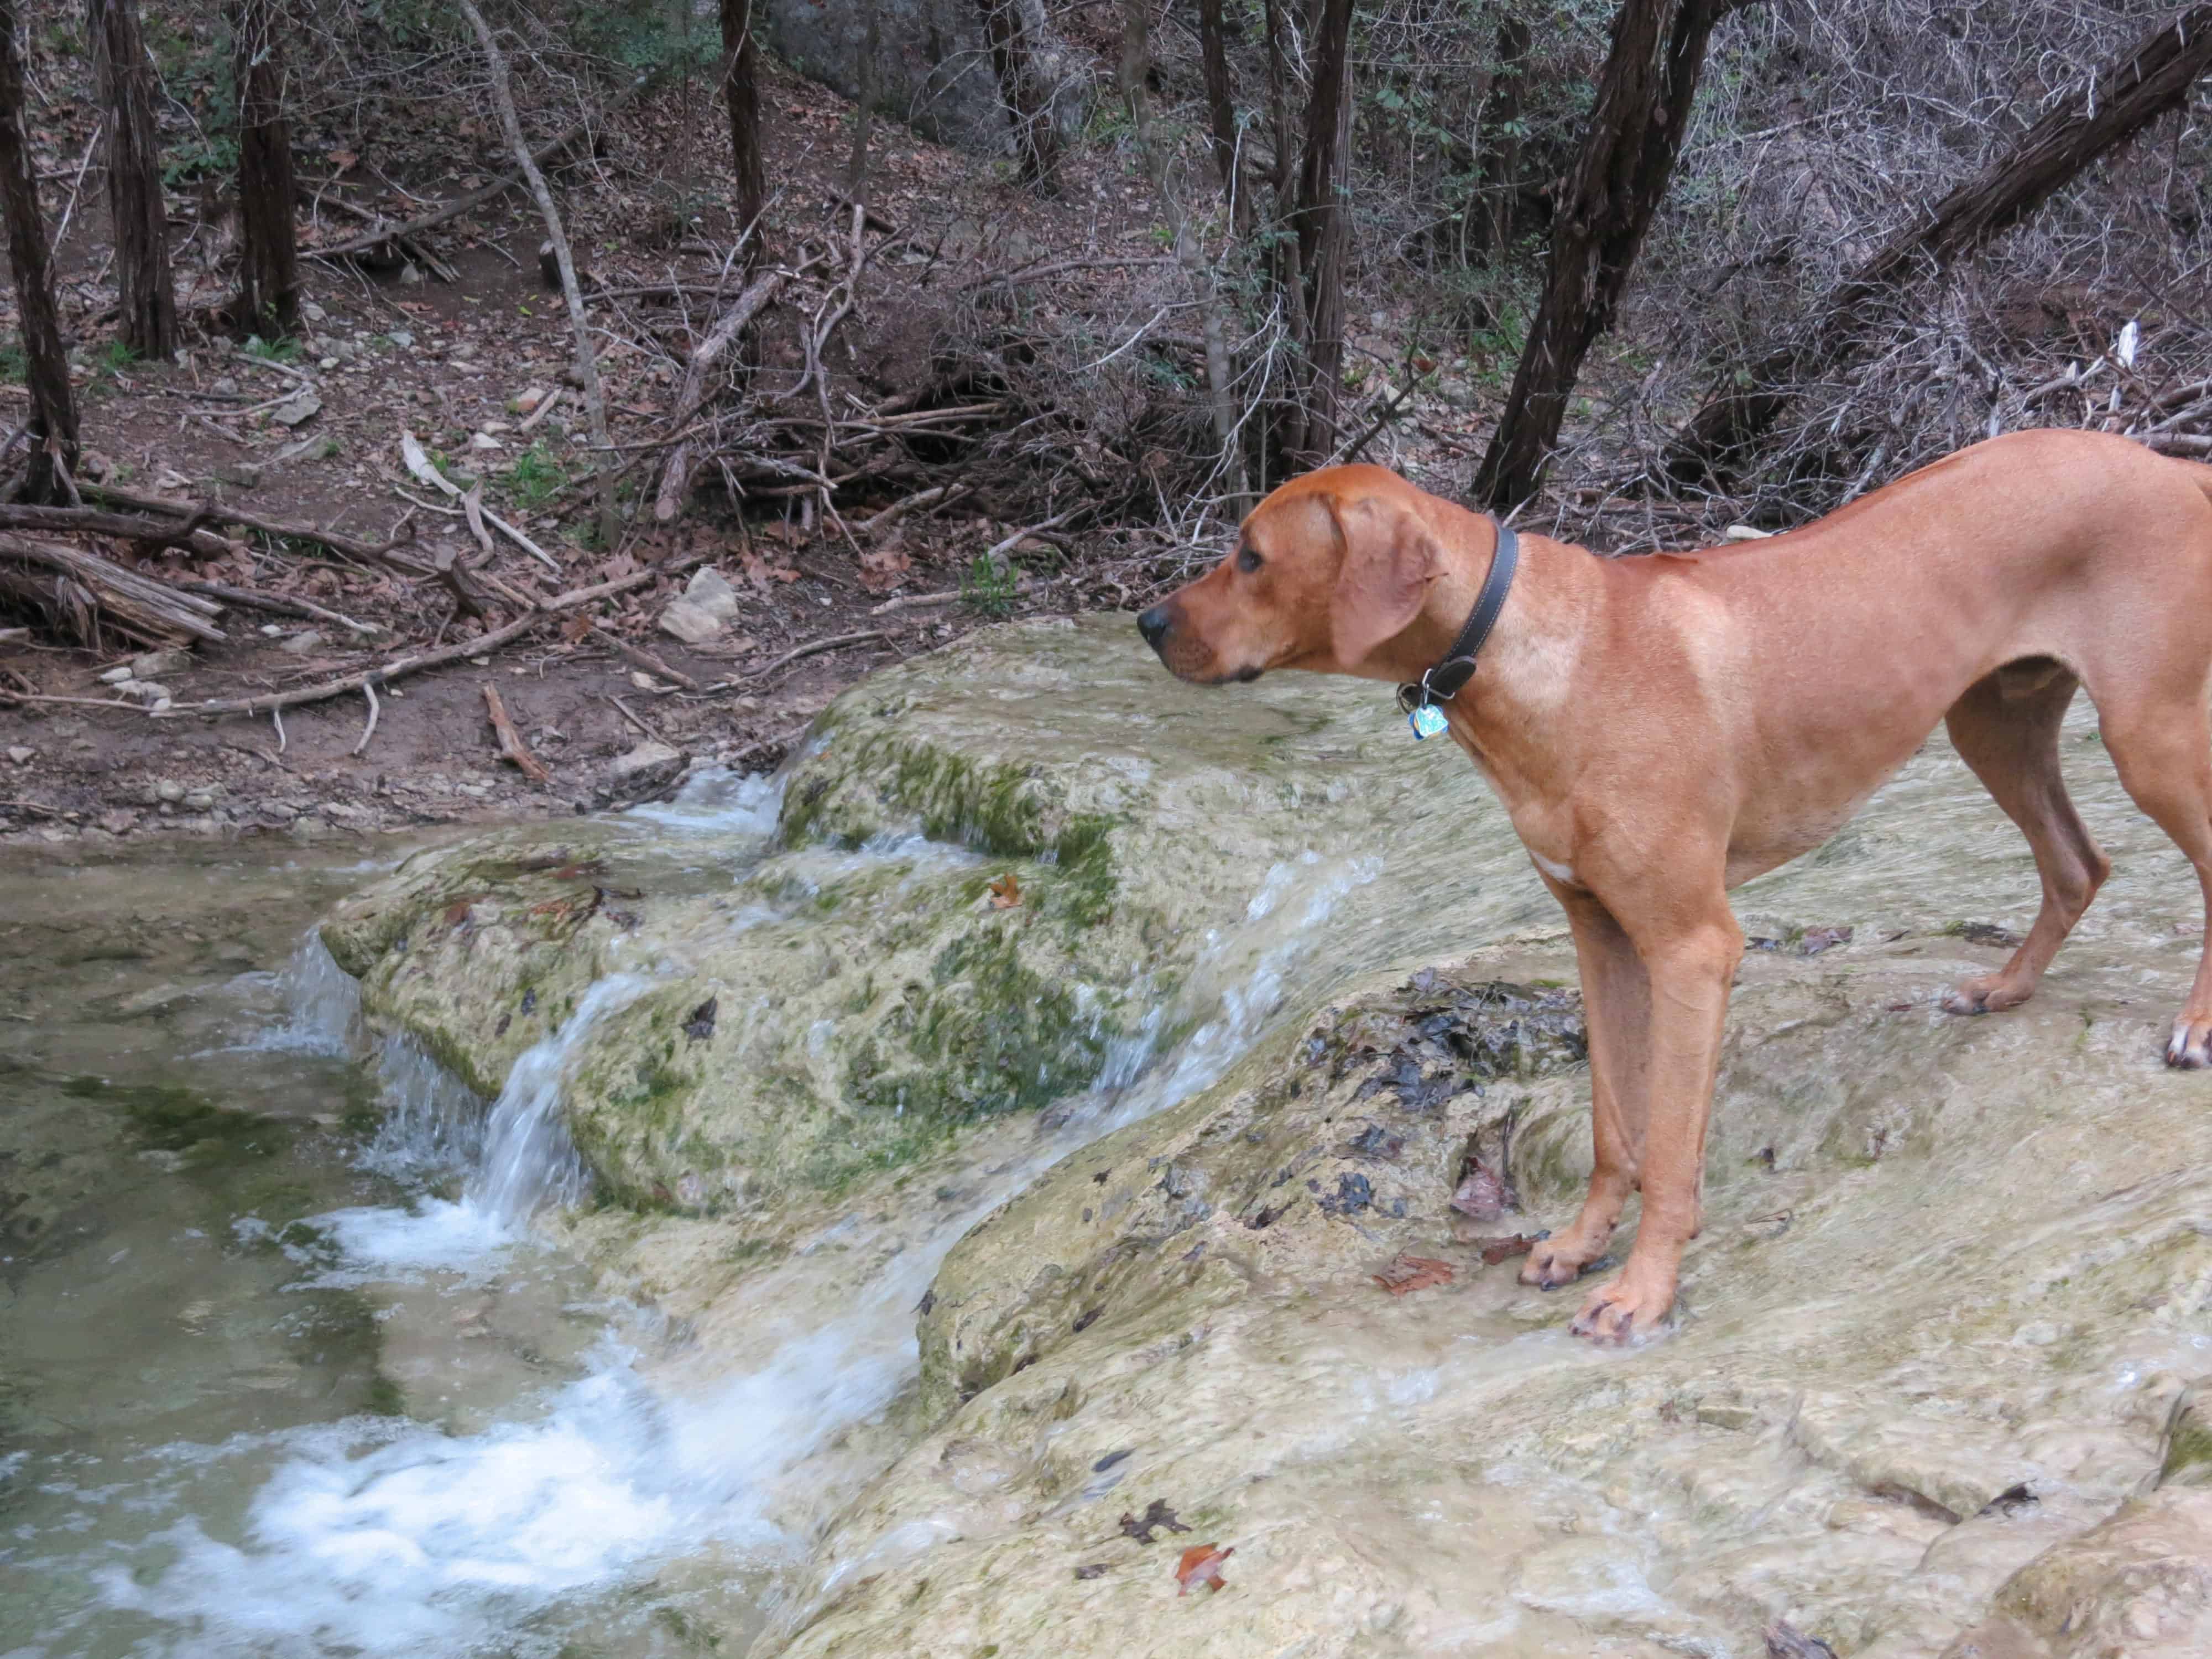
[1407,703,1448,740]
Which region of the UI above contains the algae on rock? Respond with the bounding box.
[321,615,1512,1213]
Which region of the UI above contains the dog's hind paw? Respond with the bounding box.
[2167,1017,2212,1068]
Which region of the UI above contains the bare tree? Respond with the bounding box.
[717,0,765,252]
[0,0,80,501]
[1668,1,2212,488]
[231,0,298,334]
[1197,0,1247,231]
[1473,0,1756,510]
[87,0,174,358]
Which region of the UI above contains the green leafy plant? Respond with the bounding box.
[961,554,1020,618]
[504,440,569,510]
[243,333,302,364]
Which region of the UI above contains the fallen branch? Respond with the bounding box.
[737,628,889,685]
[869,575,1055,614]
[159,555,702,718]
[482,682,550,782]
[400,432,561,572]
[306,76,649,264]
[0,501,220,550]
[85,482,428,575]
[175,578,380,636]
[352,682,380,756]
[653,265,789,523]
[858,481,972,536]
[456,0,616,546]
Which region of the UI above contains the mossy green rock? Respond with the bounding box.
[321,615,1503,1209]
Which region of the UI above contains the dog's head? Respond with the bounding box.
[1138,465,1444,685]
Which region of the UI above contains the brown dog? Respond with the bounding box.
[1138,429,2212,1340]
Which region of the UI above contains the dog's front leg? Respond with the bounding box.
[1567,902,1742,1343]
[1521,889,1647,1290]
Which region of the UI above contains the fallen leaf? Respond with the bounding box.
[1073,1562,1109,1580]
[683,997,717,1042]
[558,612,594,645]
[1175,1543,1233,1595]
[857,542,911,593]
[1798,925,1853,956]
[328,148,358,172]
[989,872,1022,909]
[1372,1253,1455,1295]
[1764,1621,1839,1659]
[740,553,801,591]
[1119,1499,1190,1544]
[1472,1231,1547,1265]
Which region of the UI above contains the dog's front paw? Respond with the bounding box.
[1518,1227,1609,1291]
[1567,1264,1678,1344]
[1941,973,2031,1016]
[2168,1013,2212,1068]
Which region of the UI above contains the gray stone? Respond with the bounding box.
[153,779,184,804]
[684,565,742,622]
[181,790,216,813]
[98,664,133,684]
[130,649,192,679]
[279,630,325,655]
[301,301,326,323]
[256,800,299,823]
[604,740,685,792]
[658,598,724,645]
[5,746,31,765]
[217,461,262,489]
[270,391,321,428]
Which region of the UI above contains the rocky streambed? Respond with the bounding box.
[15,615,2212,1657]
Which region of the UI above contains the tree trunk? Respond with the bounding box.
[717,0,765,251]
[87,0,174,359]
[0,0,79,503]
[1197,0,1246,231]
[1283,0,1353,468]
[846,0,879,197]
[980,0,1061,187]
[1477,12,1530,257]
[231,0,298,335]
[1668,1,2212,488]
[1472,0,1750,510]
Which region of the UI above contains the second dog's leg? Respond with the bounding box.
[1568,895,1743,1343]
[1521,889,1648,1290]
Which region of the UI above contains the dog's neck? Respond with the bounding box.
[1374,523,1596,755]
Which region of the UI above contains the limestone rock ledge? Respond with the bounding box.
[752,929,2212,1659]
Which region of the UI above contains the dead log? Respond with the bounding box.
[82,482,430,575]
[0,534,225,644]
[1667,3,2212,487]
[653,266,787,522]
[1472,0,1755,509]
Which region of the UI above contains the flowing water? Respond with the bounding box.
[3,695,2197,1658]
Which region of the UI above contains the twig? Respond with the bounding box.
[482,682,550,782]
[85,482,427,575]
[0,691,144,709]
[51,118,101,251]
[518,385,566,433]
[352,682,380,756]
[220,738,299,775]
[272,707,285,752]
[651,266,789,522]
[589,623,700,690]
[605,693,664,743]
[858,481,971,535]
[980,508,1080,566]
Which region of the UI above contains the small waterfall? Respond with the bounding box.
[361,1031,487,1179]
[257,928,364,1055]
[468,974,651,1227]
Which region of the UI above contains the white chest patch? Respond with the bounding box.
[1529,851,1577,886]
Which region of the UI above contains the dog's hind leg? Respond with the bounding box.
[1940,664,2110,1016]
[2093,688,2212,1066]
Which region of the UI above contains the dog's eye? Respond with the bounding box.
[1236,546,1263,574]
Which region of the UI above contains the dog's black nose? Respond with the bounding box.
[1137,605,1172,649]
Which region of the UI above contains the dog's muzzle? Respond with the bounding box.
[1137,605,1172,650]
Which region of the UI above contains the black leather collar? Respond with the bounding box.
[1396,517,1519,715]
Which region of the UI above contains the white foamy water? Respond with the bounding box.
[55,841,1418,1659]
[619,766,784,839]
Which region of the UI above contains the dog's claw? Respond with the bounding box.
[1568,1269,1677,1344]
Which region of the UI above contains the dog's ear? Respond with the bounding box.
[1328,494,1439,668]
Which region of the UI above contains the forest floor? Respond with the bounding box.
[1,53,1497,848]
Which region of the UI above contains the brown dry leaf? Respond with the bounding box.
[558,612,594,645]
[1175,1543,1233,1595]
[1119,1499,1189,1544]
[757,520,805,545]
[328,148,359,172]
[1473,1232,1546,1266]
[856,542,911,593]
[1372,1253,1455,1295]
[988,873,1021,909]
[740,553,801,591]
[599,552,638,581]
